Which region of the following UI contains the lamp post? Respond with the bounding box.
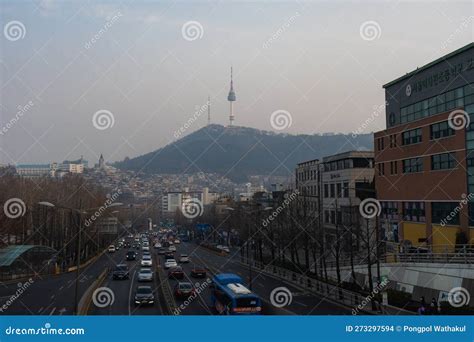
[224,205,272,290]
[38,201,123,315]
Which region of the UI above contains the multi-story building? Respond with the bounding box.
[16,163,57,178]
[321,151,375,242]
[161,187,219,215]
[374,43,474,252]
[295,159,320,214]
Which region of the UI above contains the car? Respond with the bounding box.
[164,253,174,260]
[142,251,151,256]
[174,282,195,299]
[126,251,137,261]
[108,245,116,253]
[142,245,150,252]
[138,268,153,282]
[125,242,131,248]
[157,248,166,255]
[112,264,129,280]
[190,266,207,278]
[134,286,155,306]
[164,259,177,269]
[168,245,176,252]
[154,243,162,249]
[133,243,140,250]
[141,255,153,267]
[174,239,180,244]
[179,254,190,263]
[168,266,184,280]
[220,246,230,253]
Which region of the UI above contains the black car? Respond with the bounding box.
[164,253,174,260]
[112,264,129,280]
[126,251,137,261]
[157,248,166,255]
[134,286,155,306]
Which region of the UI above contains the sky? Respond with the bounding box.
[0,0,473,165]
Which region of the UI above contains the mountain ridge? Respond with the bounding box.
[115,124,374,182]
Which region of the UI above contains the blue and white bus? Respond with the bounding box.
[211,273,262,315]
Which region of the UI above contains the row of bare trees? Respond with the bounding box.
[0,174,117,270]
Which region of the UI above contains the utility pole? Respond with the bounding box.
[74,198,82,315]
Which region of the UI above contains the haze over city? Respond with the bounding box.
[1,0,472,164]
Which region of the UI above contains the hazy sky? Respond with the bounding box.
[0,0,472,165]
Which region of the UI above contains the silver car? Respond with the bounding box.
[137,268,153,282]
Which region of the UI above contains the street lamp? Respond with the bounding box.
[38,201,123,315]
[224,205,272,290]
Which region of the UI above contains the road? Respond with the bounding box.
[0,238,353,315]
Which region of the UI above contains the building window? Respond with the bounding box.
[343,182,349,198]
[381,201,398,219]
[403,202,425,222]
[430,121,455,140]
[336,211,342,225]
[378,162,385,176]
[469,203,474,227]
[402,128,422,145]
[390,161,398,175]
[324,184,329,198]
[403,157,423,173]
[432,202,460,225]
[389,134,397,148]
[431,153,456,170]
[377,137,385,151]
[330,184,335,198]
[336,183,342,197]
[325,210,330,223]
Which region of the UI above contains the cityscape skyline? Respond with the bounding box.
[1,1,472,165]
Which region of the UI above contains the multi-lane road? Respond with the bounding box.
[0,237,352,315]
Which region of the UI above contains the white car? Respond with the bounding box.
[221,246,230,253]
[164,259,177,269]
[141,255,152,267]
[168,245,176,252]
[142,246,150,252]
[108,245,116,253]
[154,243,162,249]
[137,268,153,282]
[179,254,190,263]
[174,239,180,244]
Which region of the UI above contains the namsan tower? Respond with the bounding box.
[227,66,236,126]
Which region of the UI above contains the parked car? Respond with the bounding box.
[168,266,184,280]
[137,268,153,282]
[112,264,129,280]
[190,266,206,278]
[108,245,116,253]
[141,255,152,267]
[126,251,137,261]
[134,286,155,306]
[179,254,190,263]
[174,282,195,299]
[164,259,177,269]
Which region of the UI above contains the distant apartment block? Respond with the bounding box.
[374,43,474,252]
[161,187,219,215]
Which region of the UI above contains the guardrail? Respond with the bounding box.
[155,255,177,315]
[241,258,414,315]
